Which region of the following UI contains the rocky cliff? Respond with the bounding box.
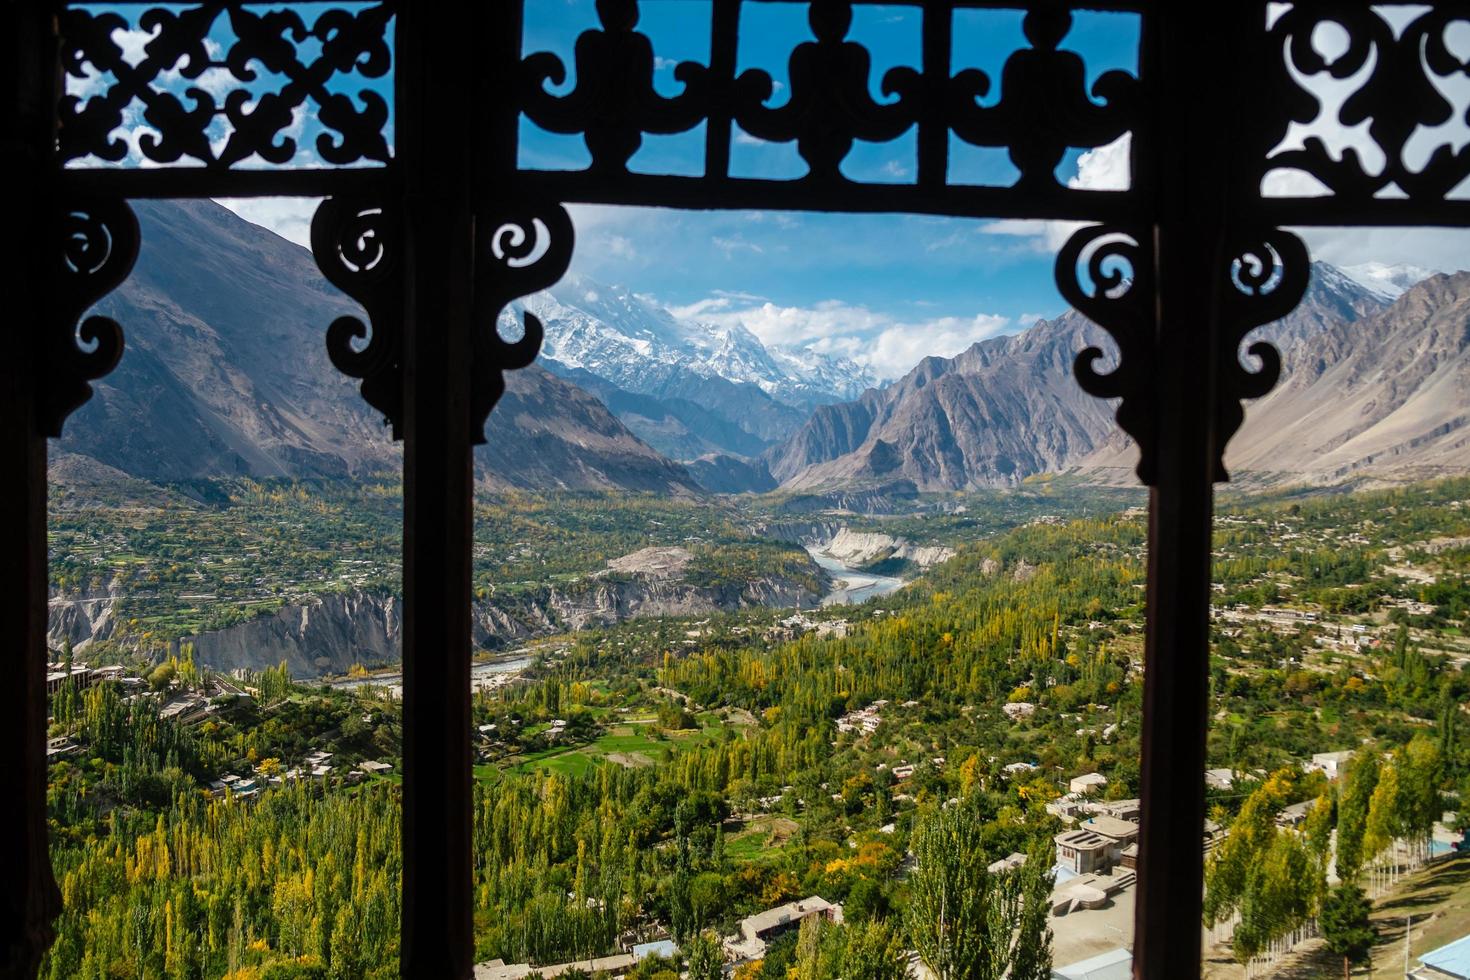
[50,549,829,677]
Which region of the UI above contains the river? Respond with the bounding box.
[805,547,906,606]
[327,655,531,697]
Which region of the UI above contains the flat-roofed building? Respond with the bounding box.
[1069,772,1108,795]
[1055,829,1114,875]
[729,896,843,959]
[1306,750,1355,780]
[1080,814,1139,847]
[1090,798,1141,823]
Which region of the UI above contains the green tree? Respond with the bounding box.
[1336,752,1381,883]
[841,919,907,980]
[906,802,1052,980]
[1203,770,1293,927]
[685,931,724,980]
[1319,885,1374,979]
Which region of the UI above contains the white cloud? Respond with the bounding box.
[1294,225,1470,278]
[712,235,764,256]
[977,134,1127,251]
[1070,133,1131,191]
[214,197,320,248]
[605,234,638,260]
[688,299,1011,379]
[713,288,768,302]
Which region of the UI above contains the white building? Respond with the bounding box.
[1306,750,1354,780]
[1002,701,1037,721]
[1069,772,1108,795]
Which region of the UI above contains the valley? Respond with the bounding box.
[33,198,1470,980]
[60,201,1470,501]
[39,476,1470,980]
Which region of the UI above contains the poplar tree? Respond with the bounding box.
[1335,751,1381,883]
[906,803,1052,980]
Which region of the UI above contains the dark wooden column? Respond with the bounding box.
[395,6,476,977]
[1132,6,1237,978]
[1,2,62,975]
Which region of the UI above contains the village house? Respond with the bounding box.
[1090,799,1141,823]
[1275,799,1315,828]
[1054,828,1115,875]
[1002,701,1037,722]
[727,896,843,960]
[987,852,1027,874]
[1306,750,1354,780]
[1054,815,1139,875]
[45,663,95,696]
[836,700,887,735]
[1069,772,1108,795]
[1045,792,1090,821]
[45,737,79,760]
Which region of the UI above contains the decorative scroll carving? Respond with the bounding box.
[43,198,139,437]
[1055,224,1156,484]
[516,0,1141,194]
[1261,6,1470,203]
[520,0,707,173]
[311,197,403,437]
[735,1,913,179]
[1215,228,1309,481]
[58,3,393,169]
[937,8,1138,188]
[472,203,575,443]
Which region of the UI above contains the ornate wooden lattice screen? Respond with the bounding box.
[4,1,1468,977]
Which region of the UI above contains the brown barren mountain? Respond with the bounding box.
[59,200,697,493]
[768,262,1470,491]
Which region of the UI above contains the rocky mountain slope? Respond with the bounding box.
[1179,271,1466,484]
[765,261,1458,491]
[60,200,698,493]
[512,276,871,460]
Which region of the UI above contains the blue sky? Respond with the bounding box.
[512,1,1141,375]
[73,1,1470,379]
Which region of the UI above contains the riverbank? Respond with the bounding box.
[805,547,906,606]
[327,653,532,698]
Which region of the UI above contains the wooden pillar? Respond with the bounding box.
[1,2,62,975]
[1132,6,1238,978]
[396,6,476,977]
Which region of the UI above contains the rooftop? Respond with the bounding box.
[742,896,834,936]
[1080,815,1140,841]
[1056,829,1112,851]
[1052,947,1133,980]
[1415,933,1470,980]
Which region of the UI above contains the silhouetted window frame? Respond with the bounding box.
[5,2,1466,977]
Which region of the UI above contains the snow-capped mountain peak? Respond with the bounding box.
[1340,261,1436,300]
[513,275,875,406]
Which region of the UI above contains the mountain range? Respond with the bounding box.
[509,278,873,461]
[56,200,1470,497]
[61,200,696,493]
[757,259,1431,493]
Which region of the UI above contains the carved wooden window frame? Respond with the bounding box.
[5,2,1468,977]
